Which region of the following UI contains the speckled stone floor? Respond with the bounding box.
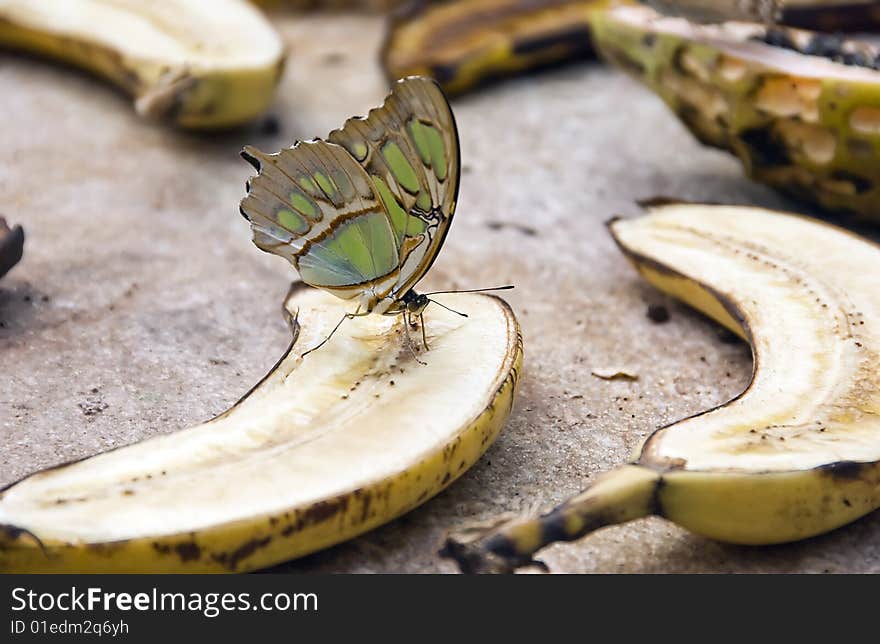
[2,13,879,573]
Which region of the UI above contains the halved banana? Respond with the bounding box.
[591,4,880,219]
[443,202,880,573]
[0,285,522,572]
[0,0,286,128]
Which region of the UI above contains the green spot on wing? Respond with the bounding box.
[297,208,398,289]
[290,191,320,220]
[381,141,420,194]
[424,125,447,181]
[297,250,361,287]
[373,176,408,245]
[407,120,432,166]
[352,142,368,161]
[416,191,432,212]
[314,172,335,196]
[298,176,319,195]
[406,215,426,235]
[277,208,308,233]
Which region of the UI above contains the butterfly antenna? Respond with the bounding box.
[425,285,514,296]
[427,298,468,318]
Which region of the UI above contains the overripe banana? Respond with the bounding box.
[382,0,613,96]
[0,285,522,572]
[782,1,880,32]
[0,0,286,128]
[443,202,880,573]
[590,4,880,219]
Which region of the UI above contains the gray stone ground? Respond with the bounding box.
[1,14,879,573]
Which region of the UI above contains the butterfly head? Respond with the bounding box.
[402,290,430,316]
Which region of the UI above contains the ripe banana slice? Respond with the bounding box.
[443,202,880,573]
[0,0,286,128]
[0,285,522,572]
[591,4,880,219]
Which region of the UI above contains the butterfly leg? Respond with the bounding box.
[401,311,427,366]
[301,306,367,358]
[419,312,430,351]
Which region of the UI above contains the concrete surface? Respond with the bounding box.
[2,13,879,574]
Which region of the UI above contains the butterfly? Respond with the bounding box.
[240,76,473,355]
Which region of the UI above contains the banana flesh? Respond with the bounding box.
[0,285,522,572]
[443,202,880,573]
[0,0,286,128]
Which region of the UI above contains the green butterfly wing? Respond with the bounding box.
[239,76,459,312]
[328,76,460,300]
[240,140,400,296]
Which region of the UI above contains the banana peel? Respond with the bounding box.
[782,1,880,32]
[0,217,24,280]
[642,0,879,29]
[591,4,880,220]
[382,0,619,96]
[253,0,402,9]
[0,285,522,572]
[443,202,880,573]
[0,0,286,129]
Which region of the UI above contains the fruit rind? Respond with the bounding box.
[381,0,615,96]
[591,5,880,219]
[659,464,880,544]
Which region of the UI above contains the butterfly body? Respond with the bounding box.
[240,77,460,319]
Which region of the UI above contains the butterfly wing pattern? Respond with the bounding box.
[240,77,460,315]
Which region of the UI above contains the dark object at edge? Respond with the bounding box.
[782,2,880,33]
[0,217,25,280]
